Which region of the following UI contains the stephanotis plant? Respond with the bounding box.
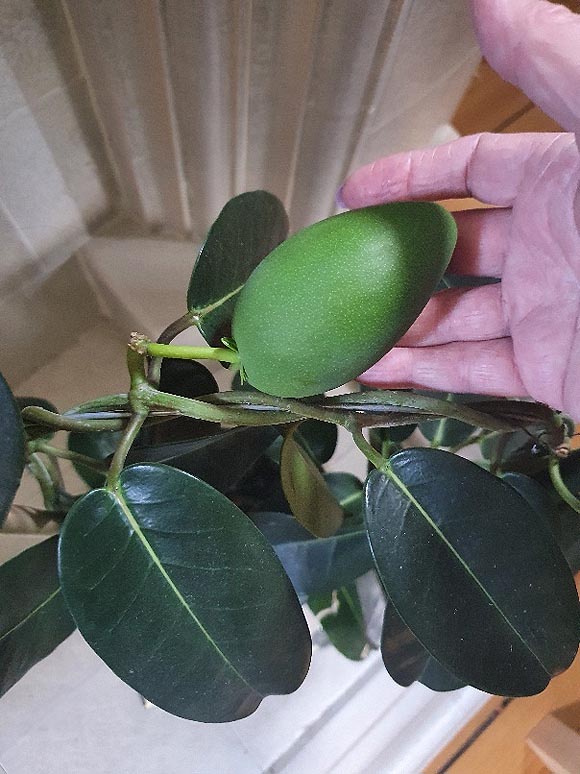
[1,191,580,723]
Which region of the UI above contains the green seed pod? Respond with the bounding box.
[232,202,457,397]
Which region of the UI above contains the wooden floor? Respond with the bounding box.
[424,24,579,772]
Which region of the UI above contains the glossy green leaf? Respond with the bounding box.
[309,584,368,661]
[280,427,343,537]
[324,472,363,522]
[534,452,580,573]
[59,464,311,722]
[381,602,465,691]
[0,371,25,523]
[16,397,58,440]
[252,511,373,598]
[420,417,475,448]
[188,191,289,345]
[126,426,278,494]
[365,448,580,696]
[502,472,557,531]
[68,429,122,489]
[0,536,75,697]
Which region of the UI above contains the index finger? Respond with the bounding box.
[339,132,558,210]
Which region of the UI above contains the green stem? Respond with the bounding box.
[449,429,491,454]
[30,441,108,473]
[146,342,239,364]
[349,426,386,471]
[64,394,129,415]
[201,391,348,426]
[106,410,148,488]
[150,313,196,385]
[338,491,363,510]
[549,456,580,515]
[21,406,125,433]
[323,392,514,432]
[137,383,299,426]
[27,453,59,510]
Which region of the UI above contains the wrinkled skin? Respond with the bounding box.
[339,0,580,420]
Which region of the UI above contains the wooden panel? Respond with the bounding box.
[452,60,530,135]
[503,106,563,134]
[425,649,580,774]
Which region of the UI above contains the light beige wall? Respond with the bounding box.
[1,0,480,387]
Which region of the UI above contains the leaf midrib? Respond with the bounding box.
[189,284,244,317]
[0,587,62,643]
[112,486,258,694]
[383,467,551,676]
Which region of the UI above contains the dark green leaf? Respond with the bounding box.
[369,424,417,447]
[231,456,290,514]
[16,397,58,440]
[502,472,557,532]
[381,602,465,691]
[420,417,475,448]
[267,420,338,468]
[252,511,373,598]
[365,448,580,696]
[309,584,368,661]
[0,536,75,697]
[558,450,580,503]
[126,426,278,494]
[146,359,219,444]
[68,429,123,489]
[280,427,343,537]
[534,452,580,573]
[293,420,338,466]
[324,472,363,522]
[188,191,289,345]
[0,371,25,523]
[420,659,466,692]
[59,464,311,722]
[556,507,580,575]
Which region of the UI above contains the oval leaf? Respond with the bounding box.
[0,536,75,697]
[381,602,465,691]
[503,472,557,532]
[59,464,311,722]
[365,448,580,696]
[309,584,369,661]
[0,371,25,523]
[280,427,343,537]
[188,191,289,345]
[252,511,374,598]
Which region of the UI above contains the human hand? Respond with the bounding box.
[338,0,580,419]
